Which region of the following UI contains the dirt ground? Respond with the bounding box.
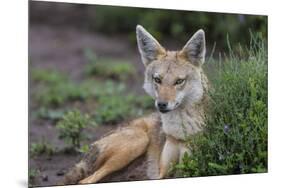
[29,24,152,187]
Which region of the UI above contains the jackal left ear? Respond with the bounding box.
[179,29,206,66]
[136,25,166,66]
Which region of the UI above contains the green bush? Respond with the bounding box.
[174,36,267,177]
[56,110,90,149]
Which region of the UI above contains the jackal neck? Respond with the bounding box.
[160,69,209,141]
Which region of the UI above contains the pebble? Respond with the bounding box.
[42,174,48,181]
[56,170,65,176]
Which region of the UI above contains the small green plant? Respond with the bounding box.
[32,69,91,107]
[74,79,122,101]
[30,140,54,157]
[57,110,90,149]
[94,95,133,124]
[31,69,67,84]
[174,35,267,177]
[38,82,89,107]
[94,92,154,124]
[78,144,90,154]
[36,107,65,121]
[85,79,154,124]
[29,168,40,185]
[135,95,155,110]
[84,49,136,81]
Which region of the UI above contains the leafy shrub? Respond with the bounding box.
[56,110,90,149]
[174,36,267,177]
[84,49,136,81]
[30,141,54,157]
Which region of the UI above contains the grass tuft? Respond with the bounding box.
[56,109,91,150]
[30,140,55,158]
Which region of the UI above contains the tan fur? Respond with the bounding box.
[59,25,209,185]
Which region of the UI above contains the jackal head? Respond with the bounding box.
[136,25,206,113]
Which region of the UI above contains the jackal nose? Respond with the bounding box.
[157,101,168,110]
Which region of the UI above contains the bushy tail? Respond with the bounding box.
[58,144,100,185]
[58,161,88,185]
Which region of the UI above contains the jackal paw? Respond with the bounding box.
[79,179,91,184]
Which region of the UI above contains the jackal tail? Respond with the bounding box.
[58,144,100,185]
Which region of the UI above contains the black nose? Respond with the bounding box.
[157,102,168,110]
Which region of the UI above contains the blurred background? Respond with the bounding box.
[29,1,267,187]
[30,1,267,52]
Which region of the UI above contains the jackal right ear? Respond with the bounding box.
[136,25,166,66]
[179,29,206,66]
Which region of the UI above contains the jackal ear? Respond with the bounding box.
[136,25,166,66]
[179,29,206,66]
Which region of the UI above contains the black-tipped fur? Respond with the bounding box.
[58,144,100,185]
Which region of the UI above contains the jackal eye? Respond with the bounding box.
[174,79,185,85]
[153,76,162,84]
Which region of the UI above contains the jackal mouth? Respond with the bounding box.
[158,109,171,113]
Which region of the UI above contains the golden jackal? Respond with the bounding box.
[59,25,209,185]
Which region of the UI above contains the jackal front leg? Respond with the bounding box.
[159,136,179,179]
